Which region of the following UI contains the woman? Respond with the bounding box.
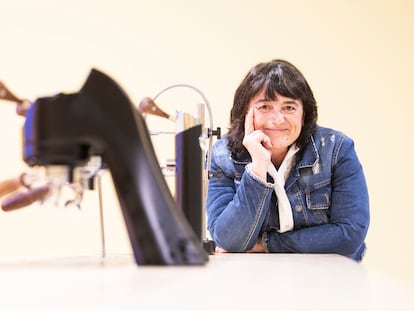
[206,59,370,261]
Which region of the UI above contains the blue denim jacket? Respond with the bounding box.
[206,125,370,261]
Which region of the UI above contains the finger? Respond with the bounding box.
[244,108,254,135]
[261,133,272,150]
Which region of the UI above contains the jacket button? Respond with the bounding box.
[295,205,303,212]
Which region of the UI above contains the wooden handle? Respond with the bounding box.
[1,185,50,211]
[0,176,23,197]
[0,81,22,103]
[0,80,30,116]
[138,97,175,121]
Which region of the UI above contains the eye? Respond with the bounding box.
[283,105,297,114]
[256,104,272,112]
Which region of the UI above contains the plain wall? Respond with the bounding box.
[0,0,413,284]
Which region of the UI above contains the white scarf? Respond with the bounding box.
[267,144,299,233]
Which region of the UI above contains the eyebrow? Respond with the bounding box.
[253,98,269,105]
[253,98,300,106]
[283,100,300,106]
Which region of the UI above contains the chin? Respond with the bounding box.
[272,137,293,147]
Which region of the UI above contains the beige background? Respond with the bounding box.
[0,0,413,285]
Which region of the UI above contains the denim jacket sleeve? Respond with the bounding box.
[263,134,370,261]
[206,139,274,252]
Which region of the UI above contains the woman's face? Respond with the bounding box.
[248,90,304,151]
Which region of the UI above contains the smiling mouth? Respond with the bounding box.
[265,128,288,133]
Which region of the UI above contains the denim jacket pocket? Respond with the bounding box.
[305,184,331,225]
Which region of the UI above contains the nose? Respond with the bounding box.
[271,109,285,124]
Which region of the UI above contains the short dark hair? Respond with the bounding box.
[227,59,318,157]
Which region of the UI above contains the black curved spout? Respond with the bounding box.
[23,69,208,265]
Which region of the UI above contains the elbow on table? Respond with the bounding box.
[209,227,254,253]
[338,223,369,261]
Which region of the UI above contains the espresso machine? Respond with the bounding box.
[0,69,211,266]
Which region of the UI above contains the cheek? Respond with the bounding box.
[292,128,302,140]
[252,115,264,129]
[291,118,304,137]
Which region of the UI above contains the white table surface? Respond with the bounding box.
[0,253,412,310]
